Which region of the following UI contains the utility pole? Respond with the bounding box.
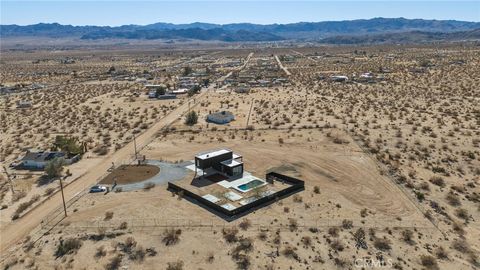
[133,132,138,161]
[59,176,67,217]
[3,166,14,194]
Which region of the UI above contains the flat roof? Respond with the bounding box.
[196,149,231,160]
[220,159,243,168]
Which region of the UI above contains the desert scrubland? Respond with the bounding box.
[1,43,479,270]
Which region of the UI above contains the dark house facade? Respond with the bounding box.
[195,149,243,177]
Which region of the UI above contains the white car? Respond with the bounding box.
[89,185,107,193]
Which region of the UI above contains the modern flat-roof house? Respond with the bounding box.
[195,149,243,177]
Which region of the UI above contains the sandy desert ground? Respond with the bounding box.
[1,43,479,270]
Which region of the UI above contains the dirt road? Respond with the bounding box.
[274,55,291,76]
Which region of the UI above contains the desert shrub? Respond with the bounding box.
[105,254,122,270]
[185,111,198,126]
[206,252,215,263]
[282,245,300,260]
[23,241,35,252]
[233,254,250,270]
[13,195,40,219]
[104,211,114,221]
[301,236,312,246]
[129,246,146,262]
[118,221,128,230]
[313,186,320,194]
[446,192,461,206]
[415,191,425,201]
[222,227,239,243]
[292,194,302,203]
[401,229,414,245]
[373,237,391,251]
[353,228,367,249]
[44,187,56,196]
[332,257,350,268]
[435,246,448,259]
[288,218,298,231]
[257,231,267,241]
[452,239,470,253]
[330,239,344,251]
[429,176,445,188]
[328,227,339,237]
[420,255,439,270]
[95,246,107,258]
[342,219,353,229]
[166,260,184,270]
[360,208,368,218]
[162,228,181,246]
[455,208,469,220]
[239,219,251,231]
[232,238,253,256]
[117,237,137,254]
[55,238,82,258]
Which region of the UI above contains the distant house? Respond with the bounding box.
[15,150,80,170]
[17,100,32,108]
[234,84,250,93]
[172,88,189,95]
[207,111,235,124]
[330,75,348,82]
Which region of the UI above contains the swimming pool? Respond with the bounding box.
[236,179,266,192]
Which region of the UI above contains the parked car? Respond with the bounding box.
[89,185,107,193]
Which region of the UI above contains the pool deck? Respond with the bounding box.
[185,161,267,193]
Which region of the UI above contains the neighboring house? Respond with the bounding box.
[206,111,235,124]
[195,149,244,177]
[17,100,32,108]
[330,75,349,82]
[234,84,250,93]
[15,150,80,170]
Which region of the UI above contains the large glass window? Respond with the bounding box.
[233,165,242,176]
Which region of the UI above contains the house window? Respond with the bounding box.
[233,165,242,176]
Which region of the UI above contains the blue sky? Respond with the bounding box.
[1,1,479,26]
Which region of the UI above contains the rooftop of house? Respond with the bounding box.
[21,150,65,162]
[196,149,231,160]
[195,148,242,160]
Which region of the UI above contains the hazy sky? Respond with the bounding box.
[1,1,479,26]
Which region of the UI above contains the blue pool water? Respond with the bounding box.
[237,180,265,191]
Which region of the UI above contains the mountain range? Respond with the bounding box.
[1,18,479,43]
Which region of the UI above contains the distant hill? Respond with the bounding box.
[1,18,480,42]
[319,28,480,44]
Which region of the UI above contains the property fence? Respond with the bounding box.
[167,172,305,221]
[47,217,437,234]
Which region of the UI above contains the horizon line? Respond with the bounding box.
[2,16,480,27]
